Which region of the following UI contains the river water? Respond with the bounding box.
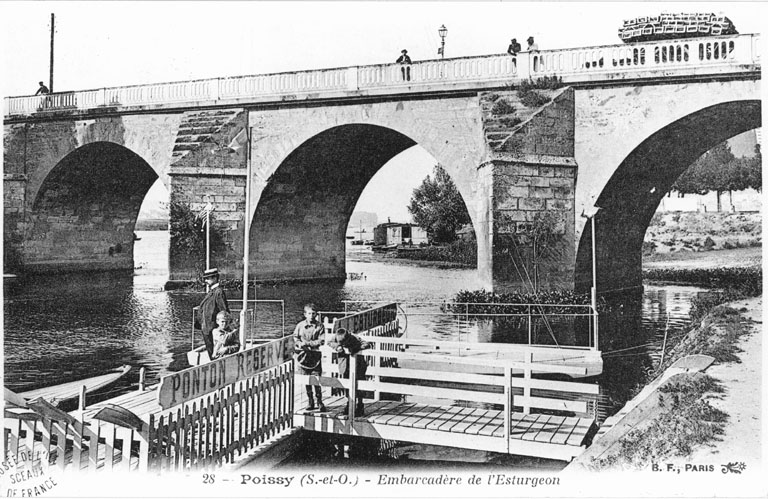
[3,230,703,456]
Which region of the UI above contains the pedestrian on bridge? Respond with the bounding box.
[293,303,326,412]
[194,268,230,359]
[396,49,412,81]
[329,327,372,417]
[507,38,522,56]
[527,36,540,72]
[35,81,50,95]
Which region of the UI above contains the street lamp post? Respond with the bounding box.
[438,25,448,59]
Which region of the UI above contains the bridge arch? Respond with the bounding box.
[248,123,480,281]
[26,141,158,273]
[574,100,761,294]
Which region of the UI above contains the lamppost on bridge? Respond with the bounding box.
[438,24,448,59]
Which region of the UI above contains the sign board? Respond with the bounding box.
[332,303,398,335]
[158,336,293,410]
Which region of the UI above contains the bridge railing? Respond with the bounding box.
[3,34,759,118]
[529,34,760,76]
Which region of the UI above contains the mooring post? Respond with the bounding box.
[349,354,358,423]
[78,385,86,411]
[504,366,512,453]
[139,367,146,391]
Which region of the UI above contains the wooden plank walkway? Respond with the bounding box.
[293,386,593,461]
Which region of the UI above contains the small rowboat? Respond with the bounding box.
[12,365,132,408]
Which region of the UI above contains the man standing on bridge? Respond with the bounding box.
[35,81,50,95]
[396,49,412,81]
[194,268,230,359]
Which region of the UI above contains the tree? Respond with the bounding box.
[673,141,737,211]
[408,164,471,244]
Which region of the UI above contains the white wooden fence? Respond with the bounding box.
[3,358,293,472]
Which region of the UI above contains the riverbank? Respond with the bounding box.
[571,294,762,472]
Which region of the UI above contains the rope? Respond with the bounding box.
[509,240,561,347]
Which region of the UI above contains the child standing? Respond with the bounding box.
[329,327,371,416]
[211,311,240,359]
[293,303,326,412]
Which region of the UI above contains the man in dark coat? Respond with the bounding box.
[35,81,50,95]
[194,268,230,358]
[396,49,412,81]
[507,38,522,56]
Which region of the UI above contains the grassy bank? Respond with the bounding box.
[592,373,728,469]
[590,294,756,469]
[394,239,477,267]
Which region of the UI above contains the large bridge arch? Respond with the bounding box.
[243,98,490,283]
[247,122,484,282]
[25,141,159,273]
[574,99,761,293]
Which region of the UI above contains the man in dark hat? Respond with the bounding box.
[527,36,539,52]
[396,49,412,81]
[507,38,522,56]
[194,268,230,358]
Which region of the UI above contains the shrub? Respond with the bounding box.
[499,116,523,128]
[169,198,227,282]
[396,239,477,266]
[491,98,516,116]
[518,76,564,92]
[519,89,550,108]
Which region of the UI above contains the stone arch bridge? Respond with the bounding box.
[3,34,761,293]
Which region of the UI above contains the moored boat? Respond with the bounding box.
[10,365,132,408]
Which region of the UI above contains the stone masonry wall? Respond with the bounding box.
[481,87,577,292]
[168,109,247,281]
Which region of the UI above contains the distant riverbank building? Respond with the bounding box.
[373,222,428,246]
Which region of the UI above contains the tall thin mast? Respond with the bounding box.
[49,13,55,92]
[239,114,252,350]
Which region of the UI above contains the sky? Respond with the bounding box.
[1,1,765,222]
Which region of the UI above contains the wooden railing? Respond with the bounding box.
[146,362,293,471]
[3,344,294,473]
[296,335,599,452]
[4,34,759,118]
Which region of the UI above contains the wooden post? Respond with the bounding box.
[139,367,146,391]
[504,366,512,454]
[523,352,532,414]
[78,385,86,411]
[372,342,380,402]
[527,305,532,345]
[348,355,357,425]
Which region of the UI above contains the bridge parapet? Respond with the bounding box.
[4,34,759,119]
